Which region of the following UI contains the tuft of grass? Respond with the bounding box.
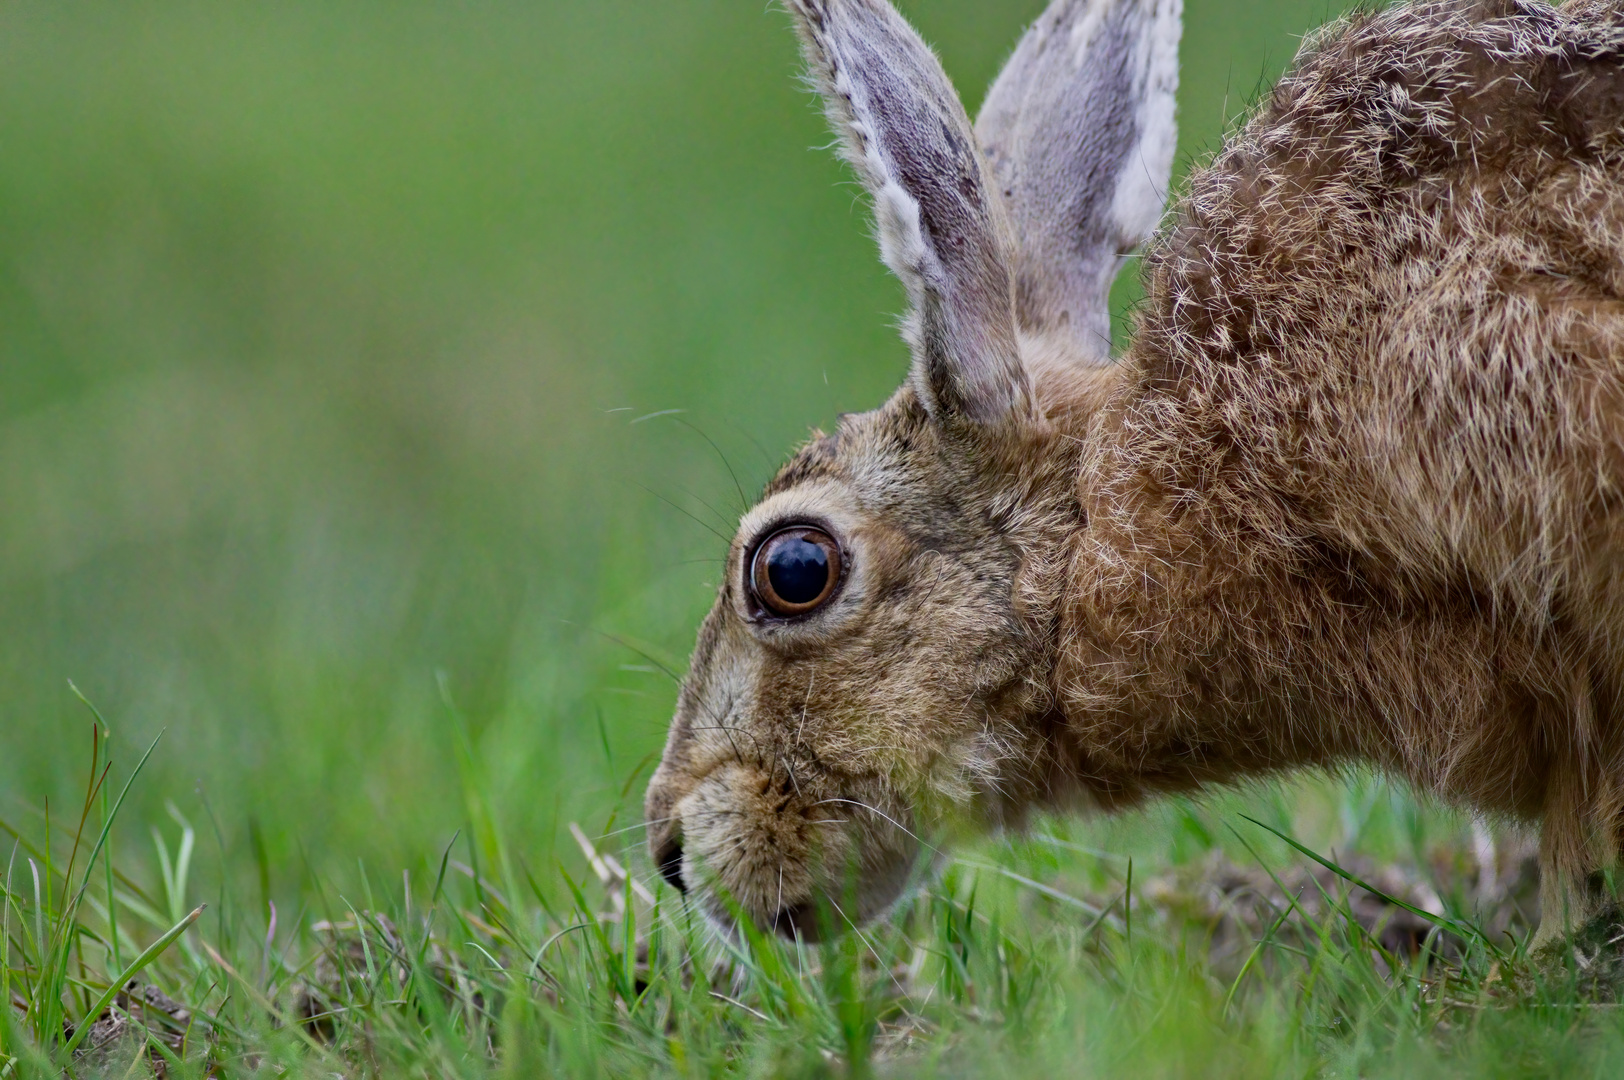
[3,716,1624,1078]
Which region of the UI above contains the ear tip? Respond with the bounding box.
[781,0,853,20]
[786,0,913,32]
[782,0,825,34]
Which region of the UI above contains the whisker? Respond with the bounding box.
[596,816,677,842]
[669,415,749,515]
[685,724,769,757]
[667,478,740,534]
[826,894,909,998]
[699,841,756,884]
[710,696,751,767]
[566,622,684,685]
[686,691,747,765]
[723,418,777,472]
[631,481,732,543]
[810,798,941,857]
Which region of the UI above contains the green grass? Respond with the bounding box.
[1,0,1620,1074]
[4,734,1623,1077]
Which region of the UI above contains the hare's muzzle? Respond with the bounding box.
[645,757,920,940]
[648,823,832,942]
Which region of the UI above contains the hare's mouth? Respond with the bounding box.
[670,763,922,940]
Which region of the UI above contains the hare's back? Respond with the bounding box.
[1121,0,1624,621]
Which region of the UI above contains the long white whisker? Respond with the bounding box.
[825,894,909,999]
[810,798,940,857]
[700,835,756,870]
[597,816,677,842]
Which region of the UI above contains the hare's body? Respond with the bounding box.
[645,0,1624,942]
[1066,0,1624,921]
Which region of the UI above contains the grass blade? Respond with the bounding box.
[1238,814,1493,951]
[61,904,205,1059]
[64,730,166,922]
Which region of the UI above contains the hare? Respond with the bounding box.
[643,0,1624,945]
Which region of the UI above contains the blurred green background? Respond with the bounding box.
[0,0,1355,901]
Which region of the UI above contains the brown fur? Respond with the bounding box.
[645,0,1624,943]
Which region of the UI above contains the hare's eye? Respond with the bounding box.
[751,527,841,616]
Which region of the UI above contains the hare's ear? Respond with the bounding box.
[977,0,1182,364]
[786,0,1030,429]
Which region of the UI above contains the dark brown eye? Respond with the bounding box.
[751,527,841,616]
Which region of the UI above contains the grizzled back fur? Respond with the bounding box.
[1069,0,1624,922]
[644,0,1624,945]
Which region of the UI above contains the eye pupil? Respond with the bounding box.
[751,527,841,616]
[766,537,830,605]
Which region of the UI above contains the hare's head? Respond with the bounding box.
[644,0,1180,938]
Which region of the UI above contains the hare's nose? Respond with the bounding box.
[655,835,687,894]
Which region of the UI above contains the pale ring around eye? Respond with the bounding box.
[750,527,842,616]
